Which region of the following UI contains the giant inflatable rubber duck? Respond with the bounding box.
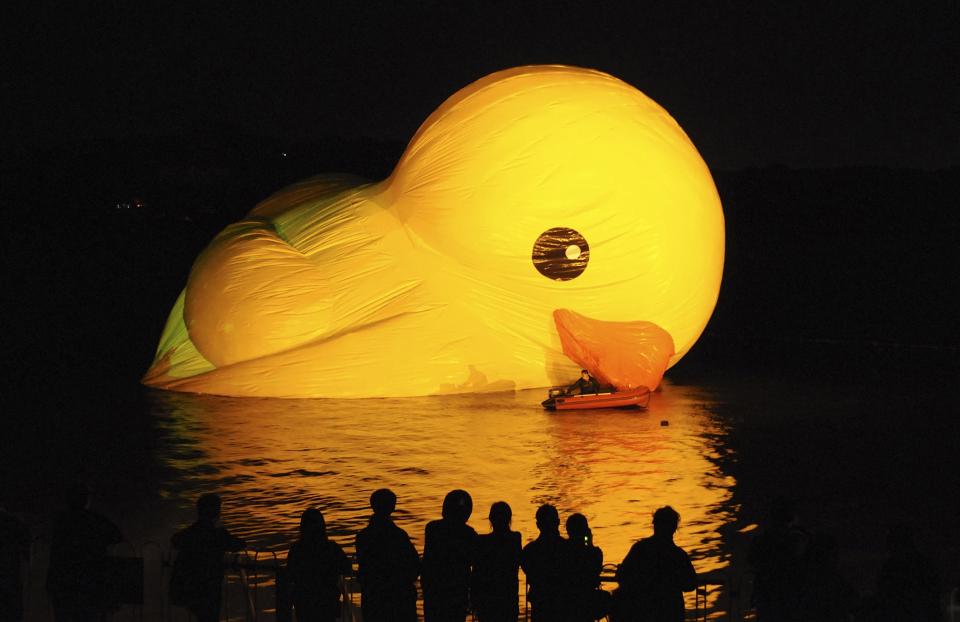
[143,65,724,398]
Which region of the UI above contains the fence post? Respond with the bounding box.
[276,565,292,622]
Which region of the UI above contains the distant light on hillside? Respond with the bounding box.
[115,198,145,210]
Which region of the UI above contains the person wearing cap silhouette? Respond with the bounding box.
[355,489,421,622]
[422,489,479,621]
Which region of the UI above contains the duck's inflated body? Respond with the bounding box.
[143,65,724,398]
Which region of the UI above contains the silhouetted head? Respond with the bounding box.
[488,501,512,532]
[535,504,561,534]
[299,507,327,540]
[768,496,796,527]
[441,489,473,523]
[370,488,397,517]
[197,493,222,523]
[581,369,591,380]
[566,513,592,546]
[65,481,90,511]
[886,523,915,555]
[652,506,680,538]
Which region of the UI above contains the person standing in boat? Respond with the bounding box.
[566,370,600,395]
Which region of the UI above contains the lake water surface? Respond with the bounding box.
[14,371,960,620]
[145,384,737,569]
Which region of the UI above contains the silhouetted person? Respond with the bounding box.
[471,502,521,622]
[355,489,421,622]
[422,489,478,622]
[46,481,123,622]
[614,506,696,622]
[796,532,856,622]
[521,504,568,622]
[747,496,806,621]
[566,370,600,395]
[169,493,245,622]
[564,513,605,622]
[286,508,351,622]
[0,507,30,622]
[875,523,941,622]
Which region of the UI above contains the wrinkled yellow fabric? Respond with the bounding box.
[143,65,724,398]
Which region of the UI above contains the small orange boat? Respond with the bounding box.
[541,386,651,411]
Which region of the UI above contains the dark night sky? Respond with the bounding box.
[2,1,958,170]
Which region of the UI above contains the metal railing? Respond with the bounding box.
[521,563,752,621]
[21,540,956,622]
[20,538,749,622]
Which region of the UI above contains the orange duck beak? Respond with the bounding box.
[553,309,675,391]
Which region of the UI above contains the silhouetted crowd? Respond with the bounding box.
[314,488,696,622]
[0,485,950,622]
[747,496,944,622]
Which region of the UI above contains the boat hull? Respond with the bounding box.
[542,387,651,411]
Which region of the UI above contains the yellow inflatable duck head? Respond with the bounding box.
[143,65,724,398]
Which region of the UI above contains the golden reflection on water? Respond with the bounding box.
[149,382,735,576]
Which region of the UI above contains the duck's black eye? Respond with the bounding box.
[532,227,590,281]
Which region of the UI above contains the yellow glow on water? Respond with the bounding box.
[149,382,736,611]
